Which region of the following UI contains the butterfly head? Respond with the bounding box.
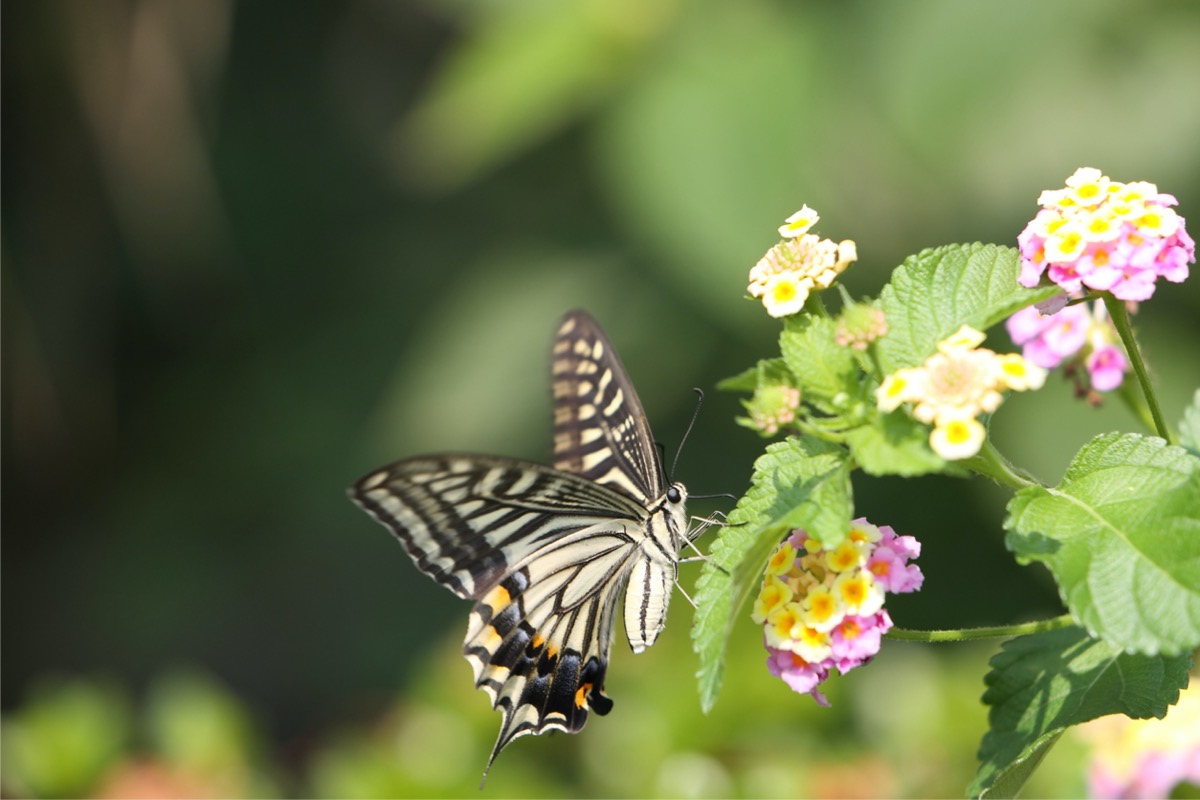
[659,480,689,529]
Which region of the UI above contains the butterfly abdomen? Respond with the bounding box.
[623,482,689,653]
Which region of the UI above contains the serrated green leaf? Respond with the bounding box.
[692,436,852,711]
[691,520,787,714]
[745,438,854,548]
[969,626,1190,797]
[1180,388,1200,457]
[780,315,857,411]
[1006,433,1200,655]
[876,243,1060,373]
[845,410,947,477]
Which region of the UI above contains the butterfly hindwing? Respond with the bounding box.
[464,525,637,756]
[350,310,690,774]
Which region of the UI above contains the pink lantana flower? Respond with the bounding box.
[1006,304,1090,370]
[830,612,888,672]
[766,647,832,706]
[1086,344,1128,392]
[1017,168,1194,301]
[752,520,922,704]
[867,528,924,594]
[1006,300,1129,395]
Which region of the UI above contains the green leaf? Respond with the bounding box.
[876,243,1060,373]
[1180,388,1200,457]
[691,436,852,712]
[845,410,948,477]
[977,731,1063,800]
[969,626,1191,798]
[779,315,857,411]
[716,358,790,393]
[717,365,758,393]
[692,520,789,715]
[1006,433,1200,655]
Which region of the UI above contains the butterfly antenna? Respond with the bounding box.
[689,491,738,502]
[670,388,705,482]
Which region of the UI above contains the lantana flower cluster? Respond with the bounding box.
[1017,167,1194,301]
[748,205,858,318]
[752,520,923,705]
[876,326,1047,460]
[1006,301,1128,395]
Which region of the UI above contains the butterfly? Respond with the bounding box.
[349,310,693,773]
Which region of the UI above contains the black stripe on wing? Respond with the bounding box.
[551,310,664,505]
[349,455,646,600]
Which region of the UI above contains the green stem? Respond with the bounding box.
[885,614,1075,643]
[805,292,831,319]
[959,438,1041,490]
[793,418,846,444]
[865,346,884,380]
[1103,293,1172,442]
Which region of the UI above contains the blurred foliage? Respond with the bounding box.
[0,643,1100,798]
[0,677,131,797]
[3,0,1199,797]
[0,670,278,798]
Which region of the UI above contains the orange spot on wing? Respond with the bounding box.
[485,585,511,609]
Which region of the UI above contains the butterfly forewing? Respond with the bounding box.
[552,311,663,505]
[352,456,646,600]
[349,310,688,774]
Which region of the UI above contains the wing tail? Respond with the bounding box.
[465,562,620,775]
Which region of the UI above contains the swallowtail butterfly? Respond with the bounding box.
[350,310,692,773]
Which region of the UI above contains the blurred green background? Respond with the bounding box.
[3,0,1199,796]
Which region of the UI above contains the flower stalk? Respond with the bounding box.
[885,613,1075,643]
[1102,293,1172,443]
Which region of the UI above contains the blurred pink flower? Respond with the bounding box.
[1080,680,1200,799]
[1006,300,1128,394]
